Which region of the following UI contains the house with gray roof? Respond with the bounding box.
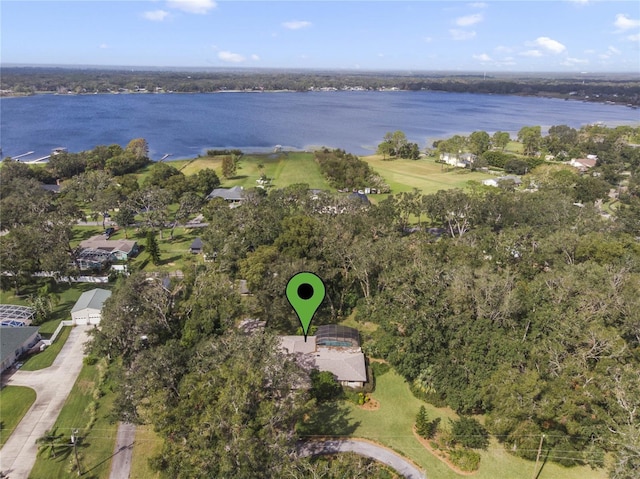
[206,186,245,205]
[279,326,368,388]
[70,288,112,325]
[79,236,139,261]
[1,326,40,373]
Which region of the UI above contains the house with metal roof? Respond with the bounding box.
[1,326,40,373]
[70,288,112,325]
[78,236,138,261]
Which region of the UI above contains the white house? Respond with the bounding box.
[482,175,523,188]
[440,152,477,168]
[70,288,112,325]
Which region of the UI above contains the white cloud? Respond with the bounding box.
[251,54,260,61]
[469,2,487,8]
[143,9,169,21]
[520,49,543,57]
[167,0,216,15]
[608,46,621,55]
[423,36,433,43]
[534,36,566,54]
[473,53,492,62]
[494,45,513,53]
[99,43,109,49]
[628,33,640,42]
[568,0,589,5]
[562,57,589,65]
[614,13,640,31]
[218,51,245,63]
[282,20,311,30]
[450,29,476,41]
[456,13,483,26]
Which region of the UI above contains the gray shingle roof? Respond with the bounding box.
[1,326,40,363]
[207,186,245,201]
[71,289,112,313]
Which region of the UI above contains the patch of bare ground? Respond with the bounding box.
[358,397,380,411]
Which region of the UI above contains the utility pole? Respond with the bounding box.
[531,433,545,479]
[71,428,81,476]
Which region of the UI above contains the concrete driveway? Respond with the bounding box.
[0,326,91,478]
[298,438,426,479]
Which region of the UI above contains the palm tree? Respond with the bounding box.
[36,427,70,459]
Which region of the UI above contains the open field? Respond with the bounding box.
[362,154,494,196]
[0,386,37,447]
[165,152,491,198]
[174,152,331,191]
[29,362,118,479]
[300,368,607,479]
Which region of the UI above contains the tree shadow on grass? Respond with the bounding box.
[298,401,361,438]
[81,440,135,478]
[159,255,182,266]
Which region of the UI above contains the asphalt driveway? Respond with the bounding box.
[298,438,426,479]
[0,325,91,478]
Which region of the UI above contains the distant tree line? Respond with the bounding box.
[2,67,639,105]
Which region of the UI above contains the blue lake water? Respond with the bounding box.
[1,91,638,160]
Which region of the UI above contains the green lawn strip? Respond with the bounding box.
[20,326,72,371]
[129,425,163,479]
[301,369,606,479]
[29,362,118,479]
[0,386,37,447]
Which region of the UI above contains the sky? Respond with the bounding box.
[1,0,639,72]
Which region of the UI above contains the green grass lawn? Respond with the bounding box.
[129,425,163,479]
[0,386,37,447]
[168,152,331,191]
[29,362,118,479]
[362,155,493,196]
[300,368,607,479]
[20,326,72,371]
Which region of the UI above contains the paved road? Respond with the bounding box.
[298,439,426,479]
[108,422,136,479]
[0,326,91,478]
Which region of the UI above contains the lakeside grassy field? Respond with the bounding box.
[177,151,332,190]
[165,151,492,198]
[362,154,493,196]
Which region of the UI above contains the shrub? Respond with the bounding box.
[450,416,489,449]
[449,448,481,472]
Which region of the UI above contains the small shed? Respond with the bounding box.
[70,288,112,325]
[190,237,203,254]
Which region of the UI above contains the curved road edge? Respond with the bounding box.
[297,438,426,479]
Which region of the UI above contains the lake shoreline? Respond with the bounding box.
[1,88,638,109]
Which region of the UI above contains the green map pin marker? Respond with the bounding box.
[286,272,326,342]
